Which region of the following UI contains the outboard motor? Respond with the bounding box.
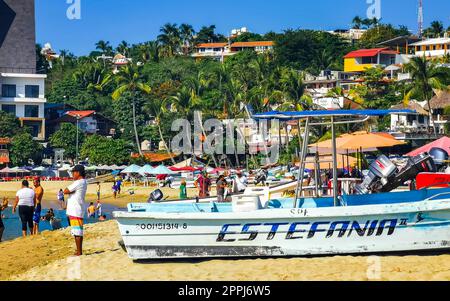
[147,189,164,203]
[380,153,436,192]
[355,153,436,194]
[355,155,397,195]
[429,147,449,172]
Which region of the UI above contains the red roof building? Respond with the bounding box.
[344,48,400,72]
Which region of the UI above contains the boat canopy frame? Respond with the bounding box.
[252,109,416,207]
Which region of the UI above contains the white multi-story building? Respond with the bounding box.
[0,72,47,140]
[410,36,450,58]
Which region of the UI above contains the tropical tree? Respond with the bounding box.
[352,16,363,29]
[98,64,151,155]
[424,21,445,38]
[10,132,43,166]
[158,23,181,57]
[116,41,130,56]
[179,24,196,55]
[404,56,449,134]
[49,123,85,162]
[95,40,113,55]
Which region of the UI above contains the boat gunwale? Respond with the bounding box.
[113,198,450,221]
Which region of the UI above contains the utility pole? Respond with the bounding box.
[75,114,81,164]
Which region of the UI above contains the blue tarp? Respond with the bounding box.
[252,109,416,120]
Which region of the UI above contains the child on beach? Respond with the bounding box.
[96,200,102,217]
[57,189,65,209]
[87,202,96,219]
[0,197,8,242]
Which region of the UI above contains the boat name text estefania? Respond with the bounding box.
[217,218,408,242]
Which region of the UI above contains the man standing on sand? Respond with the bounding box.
[32,178,44,235]
[64,165,88,256]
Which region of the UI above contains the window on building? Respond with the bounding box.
[361,56,377,64]
[25,85,39,98]
[1,104,16,115]
[1,84,16,98]
[24,105,39,118]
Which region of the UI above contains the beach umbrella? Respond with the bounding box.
[118,165,127,170]
[148,165,177,175]
[109,165,120,170]
[11,167,30,173]
[0,167,15,174]
[121,164,142,174]
[32,166,47,172]
[85,165,98,171]
[296,155,358,170]
[138,165,155,176]
[309,131,405,154]
[98,165,112,171]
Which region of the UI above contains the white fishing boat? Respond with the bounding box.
[114,110,450,260]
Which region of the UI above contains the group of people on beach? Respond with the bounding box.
[0,165,92,256]
[187,171,248,202]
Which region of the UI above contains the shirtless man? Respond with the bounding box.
[33,178,44,235]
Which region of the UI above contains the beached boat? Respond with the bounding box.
[114,110,450,259]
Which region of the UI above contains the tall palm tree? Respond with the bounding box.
[179,24,195,55]
[158,23,181,57]
[98,65,151,155]
[95,40,113,55]
[116,41,130,56]
[352,16,363,29]
[404,56,449,135]
[426,21,445,38]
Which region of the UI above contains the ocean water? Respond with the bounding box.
[0,204,121,242]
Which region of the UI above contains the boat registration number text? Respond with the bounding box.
[136,223,188,230]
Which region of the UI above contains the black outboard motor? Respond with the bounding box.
[379,153,436,193]
[147,189,164,203]
[429,147,449,172]
[355,153,436,194]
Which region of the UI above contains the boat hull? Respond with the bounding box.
[114,199,450,260]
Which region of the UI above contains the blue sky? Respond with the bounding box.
[35,0,450,55]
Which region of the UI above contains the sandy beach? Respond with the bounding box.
[0,181,201,209]
[1,181,450,281]
[0,220,448,281]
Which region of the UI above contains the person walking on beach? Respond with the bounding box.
[0,197,8,242]
[116,179,122,195]
[194,172,211,198]
[64,165,88,257]
[57,189,65,209]
[112,182,118,199]
[96,183,101,201]
[13,180,36,237]
[179,179,187,199]
[32,178,44,235]
[216,175,228,203]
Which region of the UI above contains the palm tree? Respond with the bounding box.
[116,41,130,56]
[425,21,444,38]
[404,56,449,135]
[158,23,181,57]
[95,40,113,55]
[352,16,363,29]
[98,65,151,155]
[179,24,195,55]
